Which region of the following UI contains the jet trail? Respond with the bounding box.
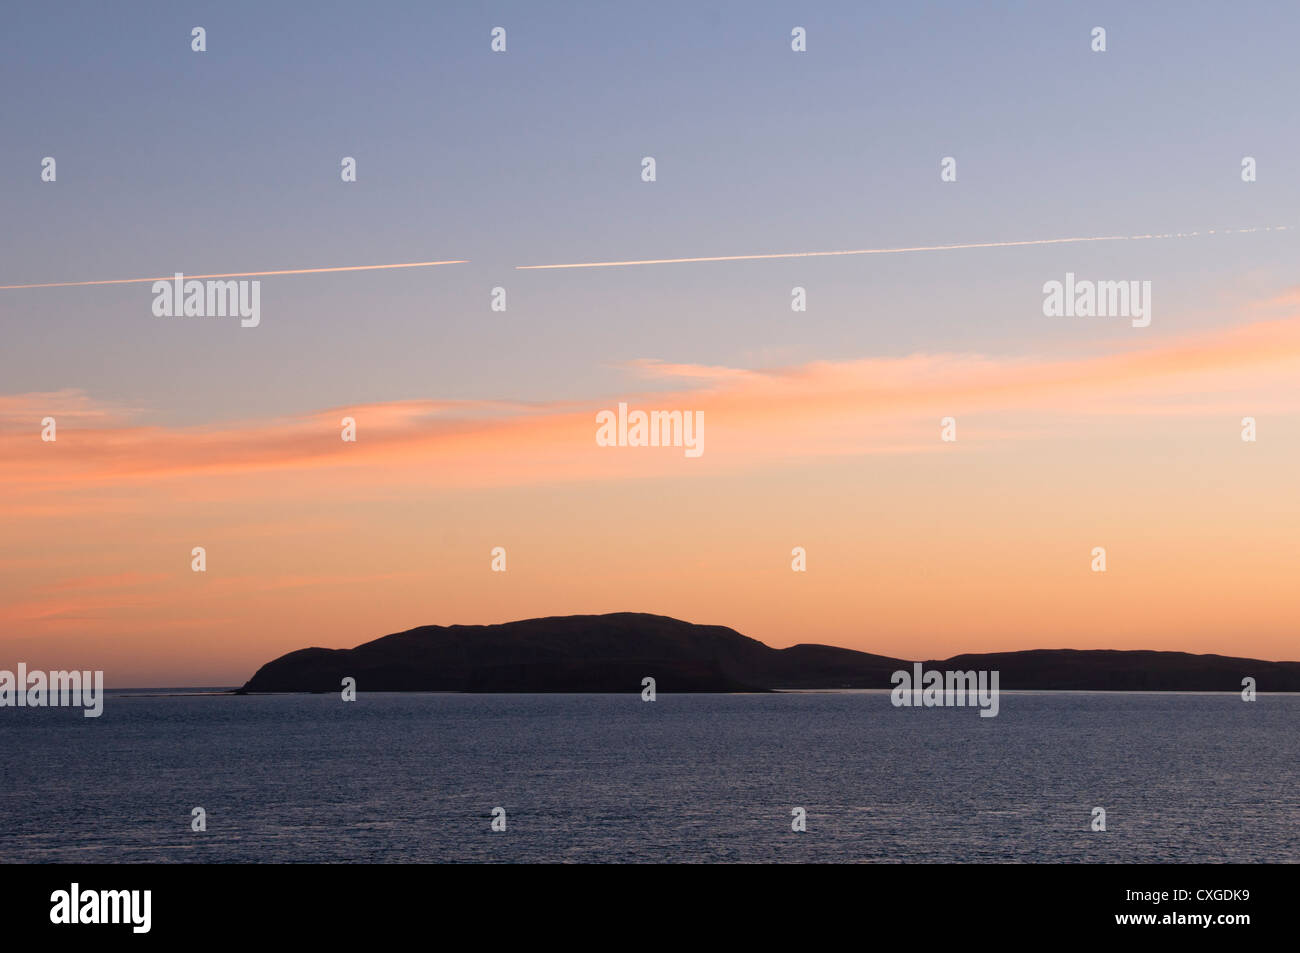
[0,259,468,291]
[515,225,1293,270]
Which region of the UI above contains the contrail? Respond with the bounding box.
[515,225,1294,270]
[0,259,468,291]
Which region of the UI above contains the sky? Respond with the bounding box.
[2,1,1299,685]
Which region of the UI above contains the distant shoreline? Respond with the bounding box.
[107,687,1300,696]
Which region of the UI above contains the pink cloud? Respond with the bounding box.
[1,306,1298,503]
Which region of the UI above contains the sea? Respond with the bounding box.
[1,691,1296,863]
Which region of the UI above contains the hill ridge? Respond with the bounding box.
[239,612,1300,693]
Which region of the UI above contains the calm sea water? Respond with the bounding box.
[1,692,1296,863]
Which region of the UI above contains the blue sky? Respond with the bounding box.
[2,0,1297,423]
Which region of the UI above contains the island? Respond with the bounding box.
[238,612,1300,693]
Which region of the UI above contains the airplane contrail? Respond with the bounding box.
[515,225,1294,270]
[0,259,468,291]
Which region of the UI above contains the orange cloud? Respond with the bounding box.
[2,304,1299,506]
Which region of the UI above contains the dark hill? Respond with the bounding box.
[238,612,1300,693]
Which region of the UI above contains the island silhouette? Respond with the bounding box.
[238,612,1300,693]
